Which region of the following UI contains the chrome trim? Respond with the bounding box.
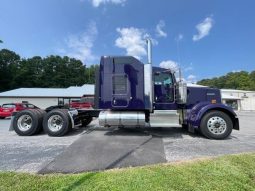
[146,38,152,64]
[177,81,187,104]
[68,110,77,129]
[144,64,153,112]
[149,110,181,127]
[144,38,154,112]
[207,116,227,135]
[17,115,32,132]
[48,115,64,132]
[99,111,145,127]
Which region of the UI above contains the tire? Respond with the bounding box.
[13,110,40,136]
[0,117,5,119]
[34,109,46,133]
[200,110,233,139]
[43,109,71,137]
[81,116,93,127]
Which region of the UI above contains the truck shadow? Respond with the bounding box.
[103,127,204,139]
[69,124,236,140]
[57,122,239,141]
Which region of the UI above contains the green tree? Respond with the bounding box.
[85,64,99,84]
[0,49,20,91]
[249,71,255,90]
[13,56,44,88]
[198,71,255,91]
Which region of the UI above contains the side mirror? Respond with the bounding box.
[177,81,187,104]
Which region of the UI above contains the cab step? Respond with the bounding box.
[149,110,182,128]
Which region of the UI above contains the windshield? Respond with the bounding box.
[2,104,15,108]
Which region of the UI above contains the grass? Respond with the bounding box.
[0,153,255,191]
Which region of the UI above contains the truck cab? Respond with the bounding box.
[96,39,239,139]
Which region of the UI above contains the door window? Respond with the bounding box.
[154,72,174,103]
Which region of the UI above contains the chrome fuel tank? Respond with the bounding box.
[99,111,145,127]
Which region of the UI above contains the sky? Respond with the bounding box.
[0,0,255,82]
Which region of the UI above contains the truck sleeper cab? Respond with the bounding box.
[96,39,239,139]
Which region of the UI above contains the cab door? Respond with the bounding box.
[153,71,177,110]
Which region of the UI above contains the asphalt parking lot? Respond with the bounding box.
[0,118,94,173]
[0,112,255,173]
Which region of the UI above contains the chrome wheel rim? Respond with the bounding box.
[17,115,32,132]
[48,115,64,132]
[207,116,227,135]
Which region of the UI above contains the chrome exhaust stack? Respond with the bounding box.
[147,38,152,64]
[144,38,154,112]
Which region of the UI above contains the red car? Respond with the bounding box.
[0,103,38,119]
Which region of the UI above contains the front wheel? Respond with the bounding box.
[200,111,233,139]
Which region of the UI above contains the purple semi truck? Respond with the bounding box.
[10,39,239,139]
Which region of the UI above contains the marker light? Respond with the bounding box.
[211,99,217,104]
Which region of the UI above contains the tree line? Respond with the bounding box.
[0,49,98,92]
[197,71,255,91]
[1,47,254,92]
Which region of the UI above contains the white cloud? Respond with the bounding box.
[64,21,98,64]
[156,20,167,38]
[193,16,214,41]
[159,60,179,72]
[89,0,126,7]
[232,70,241,73]
[159,60,197,83]
[115,27,148,59]
[187,74,197,83]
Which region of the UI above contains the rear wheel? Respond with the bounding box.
[13,110,40,136]
[43,109,71,137]
[200,110,233,139]
[34,109,46,133]
[0,117,5,119]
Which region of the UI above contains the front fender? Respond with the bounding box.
[187,102,239,130]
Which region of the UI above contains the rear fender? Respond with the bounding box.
[187,102,239,130]
[67,109,78,129]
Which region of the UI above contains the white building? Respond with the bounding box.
[221,89,255,111]
[0,84,94,109]
[1,83,254,111]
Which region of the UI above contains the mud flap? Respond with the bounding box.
[188,123,195,133]
[9,112,18,131]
